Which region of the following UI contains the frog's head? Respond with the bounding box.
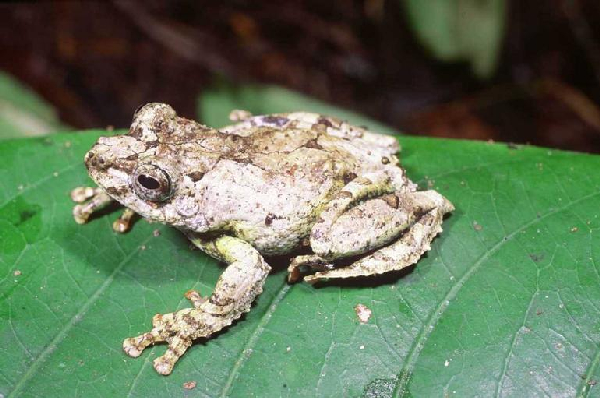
[84,103,219,232]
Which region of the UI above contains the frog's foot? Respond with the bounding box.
[287,254,334,283]
[123,309,198,375]
[71,186,137,233]
[305,192,454,283]
[229,109,253,121]
[71,187,113,224]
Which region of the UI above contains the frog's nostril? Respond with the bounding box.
[85,150,109,169]
[84,151,95,169]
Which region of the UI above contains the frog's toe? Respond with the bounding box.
[123,328,168,358]
[70,186,98,203]
[112,208,137,233]
[184,289,207,308]
[123,333,152,357]
[72,204,91,224]
[153,335,192,375]
[123,339,143,357]
[70,187,113,225]
[153,357,173,375]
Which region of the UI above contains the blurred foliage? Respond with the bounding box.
[198,82,398,134]
[0,71,67,140]
[402,0,506,78]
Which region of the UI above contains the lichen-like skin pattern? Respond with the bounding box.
[72,103,454,375]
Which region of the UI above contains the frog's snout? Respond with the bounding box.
[84,148,110,171]
[84,138,116,171]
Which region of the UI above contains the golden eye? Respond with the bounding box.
[132,164,172,202]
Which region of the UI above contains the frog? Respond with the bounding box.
[71,103,454,375]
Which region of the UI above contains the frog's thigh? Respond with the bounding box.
[312,188,452,260]
[305,193,453,282]
[311,170,395,256]
[316,195,414,260]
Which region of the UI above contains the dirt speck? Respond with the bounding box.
[529,253,544,262]
[183,381,196,390]
[355,303,372,324]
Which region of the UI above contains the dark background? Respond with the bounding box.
[2,1,600,152]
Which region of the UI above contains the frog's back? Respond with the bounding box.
[195,115,408,254]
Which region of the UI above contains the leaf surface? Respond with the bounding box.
[2,132,600,397]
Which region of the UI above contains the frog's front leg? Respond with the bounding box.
[71,187,113,224]
[71,186,137,233]
[122,235,271,375]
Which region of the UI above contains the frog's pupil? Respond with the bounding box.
[138,174,160,190]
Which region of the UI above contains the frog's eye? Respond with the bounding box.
[132,164,172,202]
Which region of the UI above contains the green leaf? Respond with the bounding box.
[402,0,506,78]
[0,72,67,140]
[2,132,600,397]
[198,82,398,134]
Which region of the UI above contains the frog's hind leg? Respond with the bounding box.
[310,171,449,261]
[290,189,453,283]
[304,195,453,283]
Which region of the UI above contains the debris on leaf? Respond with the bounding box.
[355,303,372,324]
[183,381,197,390]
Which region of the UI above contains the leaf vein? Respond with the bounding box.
[219,281,291,397]
[392,188,600,397]
[7,233,155,397]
